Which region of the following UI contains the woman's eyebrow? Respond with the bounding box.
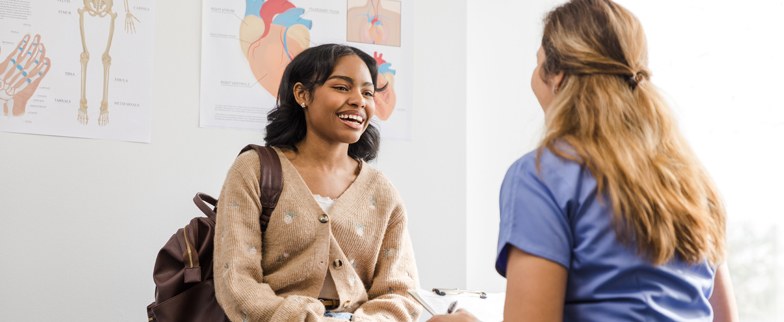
[327,75,354,84]
[327,75,373,88]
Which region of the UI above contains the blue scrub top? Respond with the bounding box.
[496,147,716,321]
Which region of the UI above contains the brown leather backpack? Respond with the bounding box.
[147,145,283,322]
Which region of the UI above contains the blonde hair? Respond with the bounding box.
[539,0,725,265]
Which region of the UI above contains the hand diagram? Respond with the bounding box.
[125,11,140,34]
[0,34,51,117]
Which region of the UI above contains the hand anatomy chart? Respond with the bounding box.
[201,0,413,140]
[0,0,154,143]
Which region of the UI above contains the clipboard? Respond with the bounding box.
[408,288,505,321]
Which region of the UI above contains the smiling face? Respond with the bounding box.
[297,55,376,145]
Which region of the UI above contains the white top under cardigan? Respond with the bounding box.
[314,194,340,300]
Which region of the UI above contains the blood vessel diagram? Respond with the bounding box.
[347,0,401,47]
[77,0,140,126]
[373,52,396,120]
[240,0,312,98]
[0,34,52,118]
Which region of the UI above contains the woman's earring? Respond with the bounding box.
[301,102,306,108]
[552,85,557,94]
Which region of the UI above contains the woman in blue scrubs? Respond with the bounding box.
[430,0,738,321]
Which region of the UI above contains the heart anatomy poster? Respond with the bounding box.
[201,0,413,140]
[0,0,155,143]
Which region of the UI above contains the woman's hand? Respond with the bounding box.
[427,309,480,322]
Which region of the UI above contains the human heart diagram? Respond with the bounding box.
[240,0,312,98]
[373,52,396,120]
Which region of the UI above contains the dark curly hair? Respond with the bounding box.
[264,44,384,162]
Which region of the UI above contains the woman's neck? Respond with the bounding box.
[290,135,354,172]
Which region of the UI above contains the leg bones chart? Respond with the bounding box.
[77,0,139,126]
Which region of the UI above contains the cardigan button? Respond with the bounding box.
[343,300,351,308]
[333,259,343,269]
[319,214,329,223]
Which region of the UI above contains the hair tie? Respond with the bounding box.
[627,72,643,90]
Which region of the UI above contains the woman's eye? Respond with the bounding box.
[364,91,375,97]
[334,86,348,91]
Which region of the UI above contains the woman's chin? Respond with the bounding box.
[338,131,364,146]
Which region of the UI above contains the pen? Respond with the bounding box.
[446,300,458,314]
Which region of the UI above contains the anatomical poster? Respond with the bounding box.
[0,0,154,143]
[200,0,413,140]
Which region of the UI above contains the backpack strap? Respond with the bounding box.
[239,145,283,232]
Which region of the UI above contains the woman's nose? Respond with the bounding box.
[348,90,365,107]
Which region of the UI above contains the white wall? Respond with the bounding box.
[465,0,566,293]
[379,0,467,291]
[0,0,467,320]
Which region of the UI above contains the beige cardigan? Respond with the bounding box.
[213,147,422,321]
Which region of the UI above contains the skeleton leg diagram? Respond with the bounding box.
[77,0,139,126]
[0,34,52,118]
